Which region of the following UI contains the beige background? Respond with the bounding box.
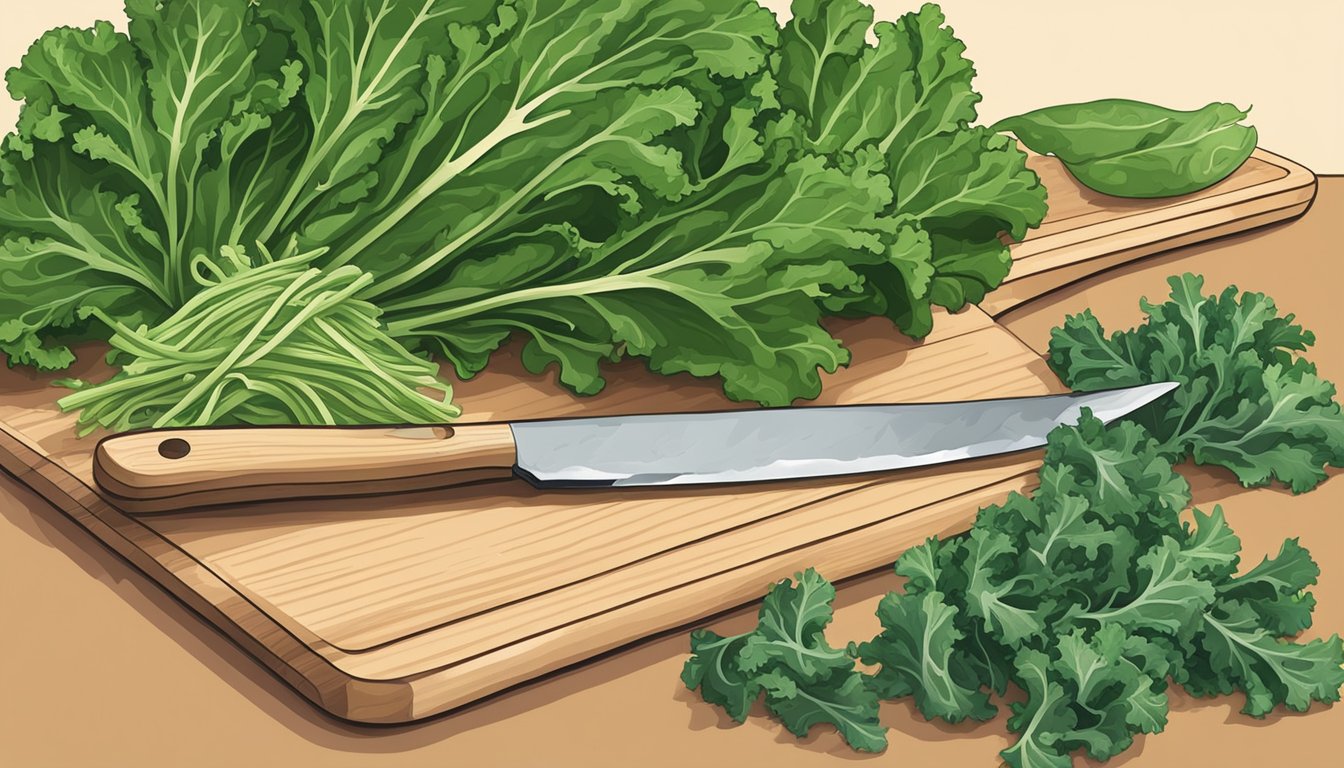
[2,1,1342,172]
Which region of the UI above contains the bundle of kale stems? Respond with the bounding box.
[0,1,1339,764]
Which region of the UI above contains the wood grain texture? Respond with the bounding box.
[0,150,1316,724]
[94,423,517,513]
[982,148,1317,315]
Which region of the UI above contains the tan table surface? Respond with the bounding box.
[3,179,1342,767]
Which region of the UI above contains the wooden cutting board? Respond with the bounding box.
[0,149,1316,724]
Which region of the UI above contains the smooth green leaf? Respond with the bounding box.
[994,99,1257,198]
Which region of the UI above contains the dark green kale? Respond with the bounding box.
[681,568,887,752]
[686,413,1344,763]
[1049,274,1344,492]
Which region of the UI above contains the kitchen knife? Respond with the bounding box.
[93,382,1178,514]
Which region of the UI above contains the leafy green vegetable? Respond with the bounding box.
[386,148,884,405]
[2,0,1051,425]
[993,99,1258,198]
[1186,599,1344,717]
[872,412,1343,763]
[773,0,1048,336]
[1,2,297,367]
[1049,273,1344,492]
[682,568,886,752]
[680,630,760,722]
[55,242,458,433]
[855,589,997,722]
[686,411,1344,762]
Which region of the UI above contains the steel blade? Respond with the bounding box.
[509,382,1178,488]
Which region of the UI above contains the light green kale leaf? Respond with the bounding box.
[390,146,881,406]
[1049,273,1344,492]
[11,1,866,414]
[6,2,291,305]
[739,563,853,681]
[1042,415,1190,540]
[1,3,289,366]
[1049,626,1169,762]
[1001,649,1075,768]
[1216,537,1321,637]
[959,527,1052,647]
[1023,466,1110,567]
[1001,627,1170,766]
[268,1,882,407]
[774,0,1046,337]
[1180,506,1242,581]
[300,0,779,290]
[1070,537,1215,639]
[0,148,166,369]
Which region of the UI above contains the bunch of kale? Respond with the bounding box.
[0,0,1045,428]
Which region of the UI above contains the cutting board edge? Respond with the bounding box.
[353,471,1040,722]
[0,425,387,722]
[986,147,1317,316]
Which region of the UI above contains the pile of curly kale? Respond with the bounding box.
[684,275,1344,765]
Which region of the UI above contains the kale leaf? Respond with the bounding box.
[3,0,1049,423]
[774,0,1047,337]
[681,568,886,752]
[865,413,1342,764]
[686,410,1344,763]
[1049,273,1344,492]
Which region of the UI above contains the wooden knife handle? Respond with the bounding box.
[93,424,518,515]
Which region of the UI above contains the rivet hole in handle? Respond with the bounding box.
[157,437,192,459]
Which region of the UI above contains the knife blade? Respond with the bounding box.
[93,382,1177,514]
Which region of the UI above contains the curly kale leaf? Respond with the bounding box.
[1049,273,1344,492]
[849,412,1342,763]
[855,589,997,722]
[682,568,886,752]
[681,629,762,723]
[774,0,1047,337]
[1185,599,1344,717]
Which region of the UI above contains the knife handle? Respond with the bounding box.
[93,424,518,514]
